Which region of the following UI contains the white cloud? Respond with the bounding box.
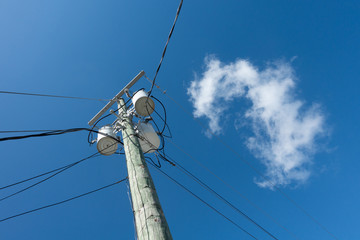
[187,56,325,188]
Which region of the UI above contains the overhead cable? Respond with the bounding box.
[0,159,89,191]
[0,90,109,102]
[167,139,300,240]
[0,152,101,202]
[150,96,172,137]
[0,177,128,223]
[0,128,123,145]
[163,153,279,240]
[148,0,183,96]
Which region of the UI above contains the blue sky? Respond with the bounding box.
[1,0,359,239]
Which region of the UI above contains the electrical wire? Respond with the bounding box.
[0,158,93,191]
[0,128,123,145]
[0,130,59,133]
[0,177,128,223]
[158,152,279,240]
[150,81,337,240]
[146,159,257,239]
[0,152,101,202]
[147,0,183,96]
[0,128,87,142]
[167,138,300,240]
[0,90,109,102]
[145,156,161,168]
[150,96,172,137]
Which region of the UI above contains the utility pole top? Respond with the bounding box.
[88,70,145,126]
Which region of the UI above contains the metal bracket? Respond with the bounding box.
[88,70,145,126]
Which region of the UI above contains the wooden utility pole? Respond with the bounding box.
[118,98,173,240]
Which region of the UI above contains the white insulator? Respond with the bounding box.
[137,122,160,154]
[97,126,118,156]
[132,89,155,117]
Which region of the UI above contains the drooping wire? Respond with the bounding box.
[148,0,183,97]
[0,177,128,223]
[0,90,109,102]
[150,96,172,138]
[146,159,257,239]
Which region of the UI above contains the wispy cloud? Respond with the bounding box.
[187,56,325,188]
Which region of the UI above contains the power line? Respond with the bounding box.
[150,81,337,240]
[0,128,123,145]
[0,152,101,202]
[0,177,128,223]
[0,90,109,102]
[0,130,60,133]
[0,128,87,142]
[148,0,183,96]
[146,159,258,240]
[0,159,88,191]
[150,96,172,138]
[167,138,300,240]
[160,152,279,240]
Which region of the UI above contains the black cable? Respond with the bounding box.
[162,153,278,240]
[0,160,86,191]
[145,156,161,168]
[0,177,128,223]
[146,160,257,239]
[150,96,172,137]
[0,128,86,142]
[0,130,59,133]
[156,151,175,167]
[167,139,300,240]
[0,90,109,102]
[148,0,183,96]
[0,152,101,202]
[0,128,123,145]
[88,114,111,144]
